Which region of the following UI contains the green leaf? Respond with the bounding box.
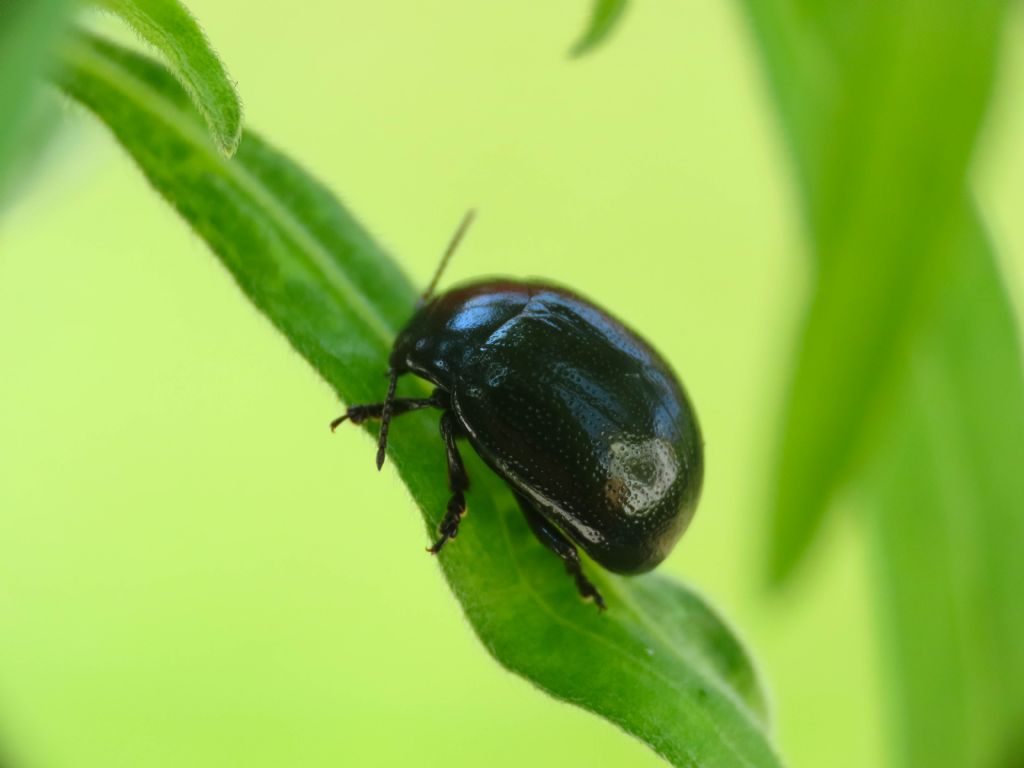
[0,0,73,183]
[90,0,242,156]
[866,209,1024,768]
[765,0,1007,584]
[570,0,629,57]
[54,31,782,768]
[737,0,1024,765]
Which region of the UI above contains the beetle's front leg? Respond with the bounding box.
[427,411,469,554]
[329,395,439,431]
[515,492,605,611]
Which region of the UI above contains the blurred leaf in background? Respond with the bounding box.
[739,0,1024,766]
[0,0,72,203]
[570,0,629,57]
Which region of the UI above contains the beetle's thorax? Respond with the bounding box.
[390,280,534,389]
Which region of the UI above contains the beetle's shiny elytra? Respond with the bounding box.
[332,214,703,610]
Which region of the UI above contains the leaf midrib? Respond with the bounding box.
[62,35,396,347]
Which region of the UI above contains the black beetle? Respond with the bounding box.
[333,212,703,609]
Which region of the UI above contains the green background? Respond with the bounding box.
[2,2,1023,766]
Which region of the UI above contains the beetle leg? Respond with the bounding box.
[374,370,400,470]
[515,493,606,611]
[329,396,439,431]
[427,410,470,555]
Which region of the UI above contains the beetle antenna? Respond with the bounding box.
[375,369,399,470]
[421,209,476,303]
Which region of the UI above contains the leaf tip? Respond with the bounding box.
[213,82,244,157]
[569,0,629,59]
[215,115,243,158]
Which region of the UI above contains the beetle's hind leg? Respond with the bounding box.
[427,411,470,555]
[515,493,606,611]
